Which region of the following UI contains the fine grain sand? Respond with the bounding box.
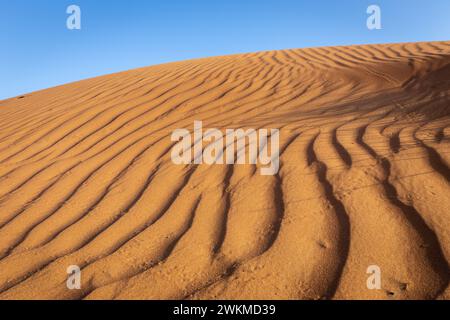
[0,41,449,300]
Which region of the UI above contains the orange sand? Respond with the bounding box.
[0,41,449,300]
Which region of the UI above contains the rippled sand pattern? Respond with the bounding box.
[0,41,449,300]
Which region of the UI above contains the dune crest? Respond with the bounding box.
[0,41,449,300]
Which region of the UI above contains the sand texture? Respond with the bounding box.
[0,41,449,300]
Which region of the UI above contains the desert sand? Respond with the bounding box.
[0,41,449,300]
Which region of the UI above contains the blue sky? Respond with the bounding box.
[1,0,449,100]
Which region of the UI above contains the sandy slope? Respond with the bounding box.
[0,41,449,300]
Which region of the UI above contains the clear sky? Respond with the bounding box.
[1,0,449,100]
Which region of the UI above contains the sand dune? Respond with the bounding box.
[0,41,449,300]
